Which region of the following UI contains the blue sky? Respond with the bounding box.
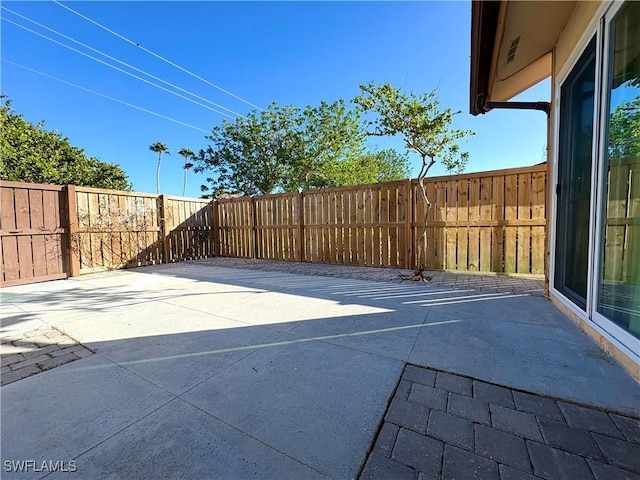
[1,1,550,197]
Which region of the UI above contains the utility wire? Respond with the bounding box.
[52,0,264,111]
[1,6,244,118]
[3,59,211,134]
[2,17,237,119]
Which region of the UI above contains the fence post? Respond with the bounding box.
[404,179,413,270]
[211,200,219,257]
[296,191,305,262]
[66,185,81,277]
[250,197,258,259]
[159,195,170,263]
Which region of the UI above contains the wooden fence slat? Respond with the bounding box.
[349,189,357,265]
[395,184,409,268]
[29,189,48,277]
[1,188,19,282]
[401,181,410,269]
[66,186,80,276]
[517,173,532,274]
[310,193,318,262]
[604,164,629,281]
[479,177,492,272]
[503,174,518,273]
[457,179,469,271]
[160,195,169,263]
[468,178,479,272]
[492,175,505,272]
[296,193,304,261]
[434,181,446,269]
[445,180,458,270]
[43,189,64,276]
[624,162,639,283]
[15,188,34,281]
[363,189,371,266]
[322,192,330,264]
[389,185,399,267]
[87,192,102,268]
[424,181,436,270]
[379,187,389,267]
[334,191,343,263]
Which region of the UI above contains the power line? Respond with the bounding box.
[1,5,244,118]
[52,0,264,111]
[2,16,237,119]
[3,59,211,134]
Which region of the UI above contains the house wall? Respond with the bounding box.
[555,1,601,75]
[550,295,640,381]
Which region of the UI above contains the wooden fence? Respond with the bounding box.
[0,181,215,286]
[216,164,546,275]
[73,186,214,274]
[0,182,69,286]
[602,157,639,283]
[0,164,547,286]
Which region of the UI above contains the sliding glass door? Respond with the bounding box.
[555,38,596,310]
[553,1,639,358]
[595,1,640,341]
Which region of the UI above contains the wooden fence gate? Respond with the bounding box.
[1,182,70,286]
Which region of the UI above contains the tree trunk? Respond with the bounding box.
[415,155,435,270]
[415,176,431,269]
[156,154,162,194]
[183,161,187,197]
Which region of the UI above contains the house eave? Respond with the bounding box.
[470,0,501,115]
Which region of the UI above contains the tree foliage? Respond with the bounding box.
[323,149,410,187]
[178,147,194,196]
[149,141,169,194]
[0,99,130,190]
[353,82,474,271]
[194,100,409,196]
[353,82,473,175]
[608,95,640,160]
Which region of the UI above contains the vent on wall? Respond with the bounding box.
[506,36,520,64]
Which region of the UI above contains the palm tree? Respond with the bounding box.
[149,142,169,194]
[178,148,194,196]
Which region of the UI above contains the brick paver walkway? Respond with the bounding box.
[1,326,93,386]
[195,258,545,296]
[360,364,640,480]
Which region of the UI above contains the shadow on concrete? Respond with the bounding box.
[1,262,638,479]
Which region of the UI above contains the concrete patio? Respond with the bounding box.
[1,259,639,479]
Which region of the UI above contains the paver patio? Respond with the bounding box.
[1,259,638,479]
